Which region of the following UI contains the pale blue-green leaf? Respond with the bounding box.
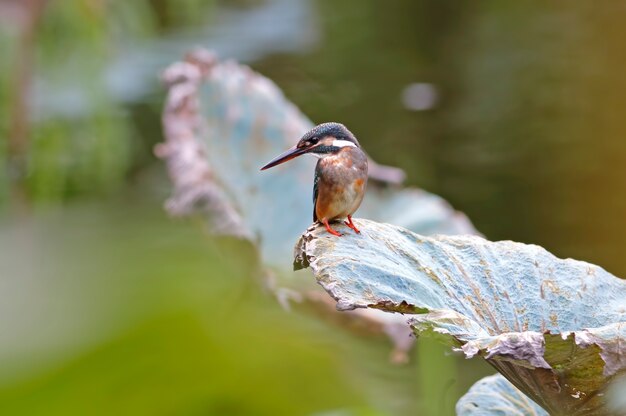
[607,373,626,413]
[456,374,547,416]
[295,219,626,415]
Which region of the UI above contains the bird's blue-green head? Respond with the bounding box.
[260,122,360,170]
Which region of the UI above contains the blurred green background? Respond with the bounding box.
[2,0,626,414]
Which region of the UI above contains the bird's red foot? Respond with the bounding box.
[322,218,342,237]
[344,215,360,234]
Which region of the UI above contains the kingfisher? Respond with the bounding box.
[260,122,368,237]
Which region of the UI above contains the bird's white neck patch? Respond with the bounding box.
[332,139,357,148]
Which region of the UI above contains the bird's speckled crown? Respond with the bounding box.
[302,122,360,146]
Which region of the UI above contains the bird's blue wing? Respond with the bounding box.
[313,161,321,222]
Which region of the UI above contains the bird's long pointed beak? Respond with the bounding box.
[260,145,308,170]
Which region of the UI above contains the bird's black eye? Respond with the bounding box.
[304,137,318,147]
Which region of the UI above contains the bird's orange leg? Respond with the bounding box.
[344,215,360,234]
[322,218,342,237]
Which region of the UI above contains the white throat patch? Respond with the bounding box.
[332,139,357,148]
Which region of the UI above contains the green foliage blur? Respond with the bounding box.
[2,0,626,415]
[0,0,220,206]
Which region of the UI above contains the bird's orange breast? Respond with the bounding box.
[314,148,368,221]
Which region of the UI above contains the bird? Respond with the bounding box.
[260,122,368,237]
